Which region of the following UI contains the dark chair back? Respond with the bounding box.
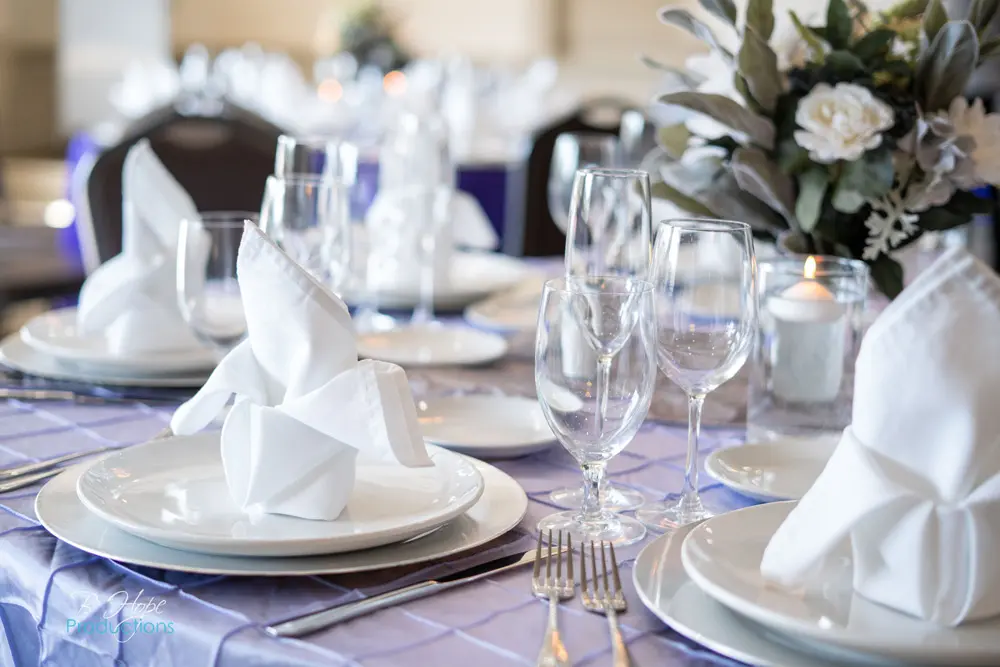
[517,98,639,257]
[82,102,282,264]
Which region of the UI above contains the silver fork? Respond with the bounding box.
[0,426,173,493]
[532,529,573,667]
[581,540,631,667]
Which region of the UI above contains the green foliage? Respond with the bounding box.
[968,0,1000,33]
[916,20,980,111]
[868,255,905,298]
[699,0,738,26]
[789,11,828,63]
[745,0,775,41]
[852,29,897,62]
[838,149,895,199]
[658,91,776,148]
[923,0,949,43]
[659,8,733,61]
[738,28,783,111]
[883,0,929,20]
[795,169,830,232]
[826,0,854,49]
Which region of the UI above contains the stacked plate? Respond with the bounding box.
[634,503,1000,666]
[1,308,212,388]
[36,431,529,576]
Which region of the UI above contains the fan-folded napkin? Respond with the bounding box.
[170,222,432,521]
[760,247,1000,626]
[76,139,202,354]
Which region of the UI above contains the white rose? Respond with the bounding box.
[793,83,895,163]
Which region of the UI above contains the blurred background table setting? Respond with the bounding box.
[3,0,1000,666]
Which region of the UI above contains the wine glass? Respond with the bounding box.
[636,219,758,530]
[176,213,252,355]
[535,276,657,546]
[259,174,352,294]
[547,133,620,233]
[274,134,360,185]
[550,166,652,512]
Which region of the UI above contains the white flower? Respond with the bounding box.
[793,83,895,163]
[947,97,1000,186]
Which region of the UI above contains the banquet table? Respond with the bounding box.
[0,346,757,667]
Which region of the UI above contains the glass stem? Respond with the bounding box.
[680,393,705,509]
[580,461,607,523]
[411,195,436,326]
[595,354,612,437]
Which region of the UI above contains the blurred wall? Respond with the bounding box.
[0,0,847,155]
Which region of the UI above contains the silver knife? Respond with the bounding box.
[265,546,559,638]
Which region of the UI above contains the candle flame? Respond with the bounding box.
[803,256,817,280]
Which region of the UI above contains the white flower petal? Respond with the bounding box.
[794,82,895,164]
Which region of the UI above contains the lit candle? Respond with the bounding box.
[767,256,847,403]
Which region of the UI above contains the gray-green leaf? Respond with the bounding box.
[852,29,897,61]
[923,0,949,43]
[658,91,776,148]
[738,27,783,112]
[731,147,796,222]
[839,150,895,198]
[795,169,829,233]
[884,0,929,20]
[650,182,717,217]
[916,20,980,111]
[709,171,788,233]
[968,0,1000,32]
[789,11,828,62]
[745,0,775,40]
[832,188,866,213]
[656,124,692,160]
[980,36,1000,60]
[868,254,904,298]
[699,0,738,26]
[638,54,705,88]
[826,0,853,49]
[659,9,734,61]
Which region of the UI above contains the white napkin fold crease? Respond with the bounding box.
[76,139,202,355]
[759,247,1000,626]
[170,222,432,521]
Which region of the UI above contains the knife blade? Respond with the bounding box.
[265,545,559,638]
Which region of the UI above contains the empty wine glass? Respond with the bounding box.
[548,133,620,234]
[536,276,656,546]
[550,166,652,512]
[636,219,758,530]
[176,213,252,355]
[274,134,359,185]
[259,174,351,294]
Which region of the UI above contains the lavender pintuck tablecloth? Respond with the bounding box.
[0,358,755,666]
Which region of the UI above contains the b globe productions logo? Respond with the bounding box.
[68,590,174,642]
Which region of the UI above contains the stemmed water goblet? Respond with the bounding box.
[549,166,652,512]
[636,219,758,529]
[176,212,253,356]
[535,276,657,546]
[547,133,620,234]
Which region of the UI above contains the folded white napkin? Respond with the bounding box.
[170,222,432,521]
[76,139,203,354]
[760,247,1000,626]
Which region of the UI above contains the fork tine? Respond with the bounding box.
[546,529,554,586]
[566,533,573,586]
[579,538,587,597]
[533,529,543,581]
[556,530,563,585]
[589,540,599,597]
[609,541,623,596]
[600,541,611,604]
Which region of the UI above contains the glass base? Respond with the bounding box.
[635,495,713,531]
[538,510,646,547]
[548,484,645,511]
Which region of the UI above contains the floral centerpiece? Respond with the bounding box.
[647,0,1000,296]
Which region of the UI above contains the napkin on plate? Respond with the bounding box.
[170,222,432,521]
[759,247,1000,626]
[76,139,203,354]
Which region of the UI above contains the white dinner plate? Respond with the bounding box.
[704,438,837,501]
[76,433,485,557]
[681,503,1000,666]
[417,395,556,459]
[345,252,530,310]
[463,277,545,332]
[20,308,216,374]
[37,457,527,576]
[0,334,209,388]
[633,521,846,667]
[357,325,508,367]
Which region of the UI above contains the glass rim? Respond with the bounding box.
[555,131,619,143]
[266,173,339,186]
[761,254,870,278]
[184,211,259,228]
[577,166,649,180]
[544,276,655,295]
[657,217,751,233]
[277,133,345,147]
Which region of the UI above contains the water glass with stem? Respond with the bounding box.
[549,166,652,512]
[176,212,252,355]
[535,276,657,546]
[548,133,621,234]
[259,174,352,294]
[273,134,360,184]
[636,219,758,530]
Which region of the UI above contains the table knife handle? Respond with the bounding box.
[266,581,441,637]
